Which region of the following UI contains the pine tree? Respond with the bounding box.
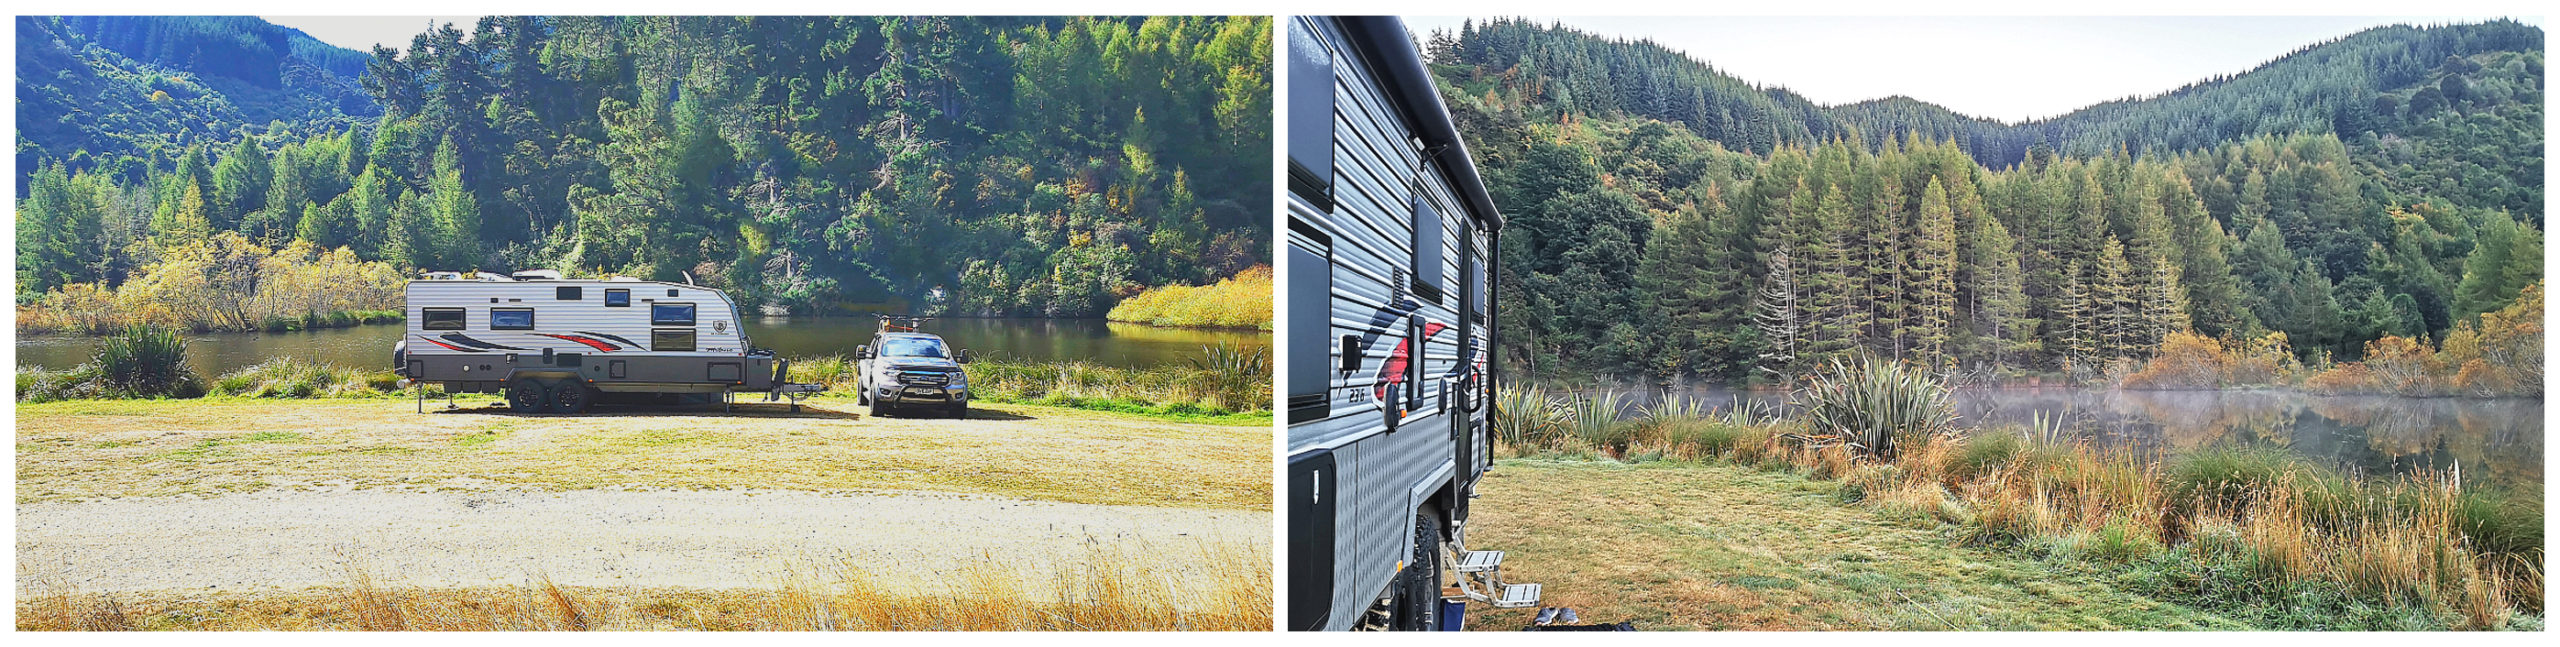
[1802,184,1866,368]
[1908,177,1959,368]
[1753,248,1801,383]
[2163,175,2243,336]
[427,136,481,269]
[2090,237,2137,360]
[1968,214,2033,372]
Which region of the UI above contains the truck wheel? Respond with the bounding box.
[868,400,893,418]
[949,402,969,419]
[856,383,872,406]
[506,380,547,414]
[1393,505,1445,631]
[549,381,592,414]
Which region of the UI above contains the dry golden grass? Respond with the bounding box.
[1558,420,2540,628]
[17,542,1272,631]
[14,397,1268,510]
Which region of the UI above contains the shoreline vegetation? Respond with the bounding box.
[14,327,1272,423]
[1105,265,1273,330]
[1491,357,2543,630]
[15,233,407,335]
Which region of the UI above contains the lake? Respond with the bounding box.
[14,317,1270,375]
[1649,387,2544,494]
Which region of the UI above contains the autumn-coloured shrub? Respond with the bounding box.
[18,233,407,335]
[2303,281,2541,397]
[1105,265,1272,330]
[2117,331,2297,389]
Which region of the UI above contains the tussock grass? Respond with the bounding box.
[1494,371,2541,628]
[1105,265,1273,330]
[209,359,404,398]
[16,542,1272,631]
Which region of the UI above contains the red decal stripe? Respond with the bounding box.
[538,333,619,352]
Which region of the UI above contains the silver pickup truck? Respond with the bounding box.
[854,321,975,418]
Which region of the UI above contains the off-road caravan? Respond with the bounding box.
[393,270,822,413]
[1287,16,1531,631]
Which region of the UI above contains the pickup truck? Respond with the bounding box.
[855,331,975,418]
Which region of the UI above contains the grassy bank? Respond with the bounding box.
[15,397,1269,509]
[790,352,1270,423]
[1105,266,1272,330]
[1493,377,2543,629]
[22,353,1270,424]
[18,541,1270,631]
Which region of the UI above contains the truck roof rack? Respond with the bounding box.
[878,314,932,333]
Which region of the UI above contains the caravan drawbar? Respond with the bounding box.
[393,270,821,413]
[1287,16,1535,631]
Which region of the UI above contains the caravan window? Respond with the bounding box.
[1412,194,1444,300]
[557,286,582,301]
[653,329,696,352]
[491,308,534,330]
[651,303,696,326]
[604,289,630,307]
[1286,18,1334,208]
[422,308,465,331]
[1286,236,1333,424]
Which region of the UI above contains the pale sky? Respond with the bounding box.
[1402,16,2541,123]
[262,16,487,54]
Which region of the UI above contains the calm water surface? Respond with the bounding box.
[1647,386,2543,494]
[16,317,1269,374]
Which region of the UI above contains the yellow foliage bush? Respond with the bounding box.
[17,233,407,335]
[1105,265,1272,330]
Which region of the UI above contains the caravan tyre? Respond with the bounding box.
[550,381,593,414]
[506,380,547,414]
[1393,505,1445,631]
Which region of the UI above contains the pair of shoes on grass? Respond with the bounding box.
[1531,607,1580,625]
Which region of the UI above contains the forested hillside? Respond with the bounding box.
[15,16,378,187]
[1431,19,2544,383]
[1432,18,2542,220]
[17,16,1271,319]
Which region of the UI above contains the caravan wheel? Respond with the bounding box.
[549,381,593,414]
[506,380,547,414]
[1393,505,1446,631]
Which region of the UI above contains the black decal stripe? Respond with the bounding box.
[574,331,643,349]
[439,333,529,351]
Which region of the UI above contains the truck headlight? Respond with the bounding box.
[947,372,967,388]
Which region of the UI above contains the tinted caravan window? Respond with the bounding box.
[604,289,630,307]
[1287,240,1332,423]
[490,308,535,330]
[651,303,696,326]
[422,308,466,331]
[1411,194,1444,300]
[1286,19,1334,207]
[653,329,696,352]
[556,286,582,301]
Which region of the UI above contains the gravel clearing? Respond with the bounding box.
[17,487,1269,596]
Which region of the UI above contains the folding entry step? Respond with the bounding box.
[1453,549,1505,573]
[1492,582,1542,609]
[1445,524,1541,610]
